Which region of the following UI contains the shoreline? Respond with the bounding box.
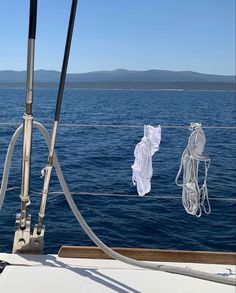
[0,81,235,91]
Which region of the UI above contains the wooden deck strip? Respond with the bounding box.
[58,246,236,265]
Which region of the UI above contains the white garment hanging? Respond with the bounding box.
[132,125,161,196]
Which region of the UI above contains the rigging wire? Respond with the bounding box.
[1,122,235,203]
[0,122,236,129]
[4,187,236,202]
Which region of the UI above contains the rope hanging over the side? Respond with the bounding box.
[175,123,211,217]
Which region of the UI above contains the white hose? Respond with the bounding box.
[0,122,235,286]
[0,124,23,210]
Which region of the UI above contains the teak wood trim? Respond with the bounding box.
[58,246,236,265]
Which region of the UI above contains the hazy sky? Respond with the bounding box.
[0,0,235,74]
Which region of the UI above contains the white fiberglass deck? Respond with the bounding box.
[0,253,235,293]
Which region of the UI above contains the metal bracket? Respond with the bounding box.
[12,214,45,254]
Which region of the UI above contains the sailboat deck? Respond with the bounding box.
[0,251,235,293]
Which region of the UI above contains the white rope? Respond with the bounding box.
[176,123,211,217]
[0,122,235,286]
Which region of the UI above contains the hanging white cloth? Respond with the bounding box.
[175,123,211,217]
[132,125,161,196]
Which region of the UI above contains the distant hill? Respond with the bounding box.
[0,69,235,83]
[0,69,235,90]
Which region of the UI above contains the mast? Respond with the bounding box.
[20,0,37,228]
[12,0,38,254]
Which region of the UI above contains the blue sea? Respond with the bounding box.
[0,88,235,254]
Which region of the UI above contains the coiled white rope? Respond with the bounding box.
[176,123,211,217]
[0,122,235,286]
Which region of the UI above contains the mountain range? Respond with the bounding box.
[0,69,235,83]
[0,69,235,90]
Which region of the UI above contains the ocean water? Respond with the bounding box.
[0,88,235,254]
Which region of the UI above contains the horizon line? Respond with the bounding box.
[0,68,235,76]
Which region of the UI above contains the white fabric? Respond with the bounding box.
[132,125,161,196]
